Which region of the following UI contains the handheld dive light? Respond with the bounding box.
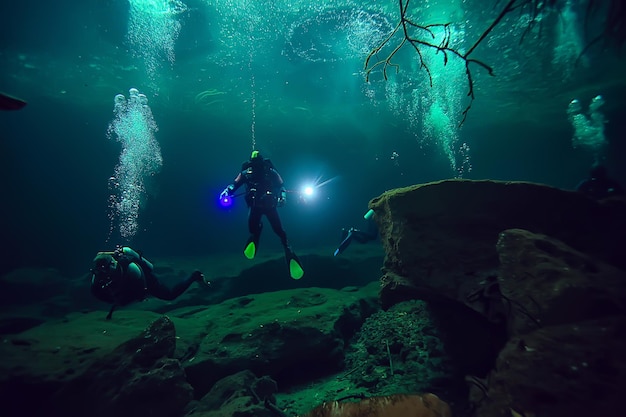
[219,194,233,208]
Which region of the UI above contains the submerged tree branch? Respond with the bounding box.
[364,0,506,125]
[364,0,626,124]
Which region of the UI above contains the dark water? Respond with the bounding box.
[1,0,625,276]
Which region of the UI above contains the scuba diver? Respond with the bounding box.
[576,164,624,200]
[220,150,304,279]
[91,246,209,320]
[334,208,378,256]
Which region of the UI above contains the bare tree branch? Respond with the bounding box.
[364,0,625,124]
[364,0,508,125]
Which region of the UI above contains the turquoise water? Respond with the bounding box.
[1,0,625,273]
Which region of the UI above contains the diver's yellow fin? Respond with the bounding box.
[289,258,304,280]
[244,242,256,260]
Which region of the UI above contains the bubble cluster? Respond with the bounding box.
[286,7,393,63]
[423,101,459,173]
[457,142,472,177]
[107,88,162,241]
[419,24,470,177]
[127,0,186,83]
[567,95,607,162]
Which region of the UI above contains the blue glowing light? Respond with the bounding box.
[219,195,233,208]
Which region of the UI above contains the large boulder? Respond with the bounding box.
[0,314,193,417]
[472,316,626,417]
[496,228,626,336]
[368,180,626,417]
[369,179,626,311]
[54,315,194,417]
[466,228,626,417]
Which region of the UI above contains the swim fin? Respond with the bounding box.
[285,247,304,279]
[244,240,256,260]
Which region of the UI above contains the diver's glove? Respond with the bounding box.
[278,189,287,207]
[220,185,234,200]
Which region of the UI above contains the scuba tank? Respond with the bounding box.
[90,247,152,305]
[118,246,153,271]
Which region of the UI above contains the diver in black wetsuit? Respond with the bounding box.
[220,150,304,279]
[576,164,624,200]
[91,246,208,319]
[334,209,378,256]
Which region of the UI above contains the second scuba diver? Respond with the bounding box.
[334,208,378,256]
[91,246,209,319]
[220,150,304,279]
[576,164,624,200]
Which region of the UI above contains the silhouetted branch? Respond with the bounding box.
[364,0,505,125]
[364,0,625,124]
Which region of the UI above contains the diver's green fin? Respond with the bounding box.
[289,258,304,280]
[285,248,304,280]
[244,241,256,260]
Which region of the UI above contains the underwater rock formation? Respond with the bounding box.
[369,179,626,417]
[57,315,194,417]
[370,179,626,311]
[181,286,378,396]
[2,179,625,417]
[497,228,626,336]
[471,228,626,416]
[25,315,192,417]
[0,285,379,417]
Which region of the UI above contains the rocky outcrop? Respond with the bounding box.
[496,228,626,336]
[0,315,193,417]
[57,315,194,417]
[468,228,626,417]
[0,285,379,417]
[3,180,624,417]
[474,315,626,417]
[370,179,626,312]
[368,180,626,417]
